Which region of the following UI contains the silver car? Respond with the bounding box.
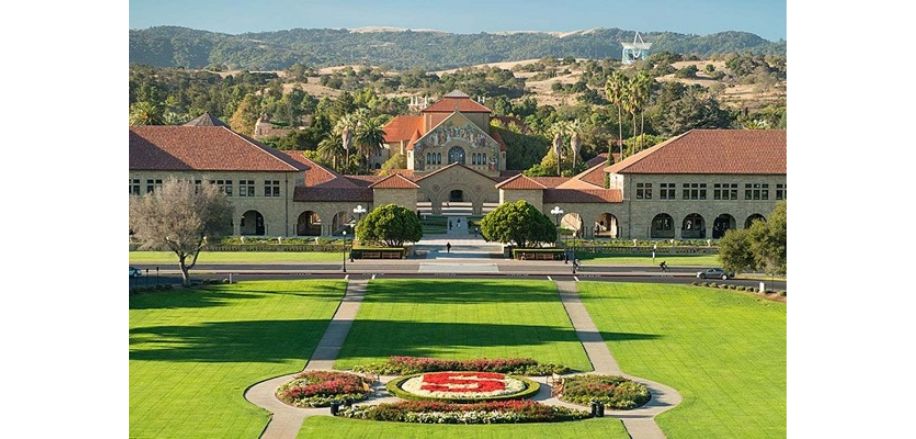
[697,268,735,280]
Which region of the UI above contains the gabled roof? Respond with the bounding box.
[544,188,624,204]
[495,173,546,190]
[370,173,420,189]
[293,187,373,202]
[129,126,305,172]
[605,129,786,175]
[530,177,570,188]
[414,162,497,182]
[408,111,502,151]
[585,152,620,168]
[421,91,492,113]
[561,161,607,189]
[383,115,424,143]
[183,112,228,127]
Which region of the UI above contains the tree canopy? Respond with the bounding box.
[479,200,557,248]
[355,204,423,247]
[718,201,787,275]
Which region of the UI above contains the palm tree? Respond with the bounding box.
[605,72,629,160]
[631,72,653,152]
[129,101,163,126]
[355,116,385,174]
[334,113,357,169]
[317,136,344,170]
[550,122,567,176]
[566,120,582,170]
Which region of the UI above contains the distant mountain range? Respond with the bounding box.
[129,26,785,71]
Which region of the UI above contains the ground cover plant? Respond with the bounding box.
[298,416,629,438]
[351,356,570,375]
[276,371,374,407]
[559,375,650,409]
[334,279,592,372]
[129,251,341,264]
[338,400,588,424]
[129,280,345,438]
[577,282,786,438]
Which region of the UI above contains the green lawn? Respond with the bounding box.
[129,280,346,438]
[298,416,628,438]
[129,251,341,264]
[334,279,592,372]
[578,282,786,438]
[580,253,721,267]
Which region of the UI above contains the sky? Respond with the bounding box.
[129,0,786,41]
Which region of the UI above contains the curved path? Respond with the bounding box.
[555,280,682,438]
[246,278,683,439]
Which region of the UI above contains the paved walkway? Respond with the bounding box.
[244,279,368,439]
[555,280,682,439]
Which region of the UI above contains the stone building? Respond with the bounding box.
[129,93,785,240]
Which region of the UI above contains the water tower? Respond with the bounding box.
[621,32,652,64]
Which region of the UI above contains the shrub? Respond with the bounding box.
[276,371,373,407]
[339,400,588,424]
[559,375,650,409]
[351,356,571,375]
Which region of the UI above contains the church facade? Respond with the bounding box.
[129,92,786,240]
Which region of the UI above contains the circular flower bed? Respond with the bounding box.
[387,371,540,402]
[276,371,373,407]
[559,375,651,409]
[339,400,588,424]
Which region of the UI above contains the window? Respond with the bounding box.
[239,180,255,197]
[660,183,676,200]
[745,183,770,200]
[130,179,140,195]
[682,183,707,200]
[194,180,202,193]
[636,183,652,200]
[209,179,233,196]
[264,180,280,197]
[145,179,162,193]
[714,183,738,200]
[776,184,786,200]
[437,153,442,164]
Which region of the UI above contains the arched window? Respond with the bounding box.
[482,153,487,165]
[437,153,442,164]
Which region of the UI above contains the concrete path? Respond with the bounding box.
[555,280,683,439]
[244,279,368,439]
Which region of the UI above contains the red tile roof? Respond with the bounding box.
[383,115,424,143]
[279,151,356,188]
[530,177,570,188]
[563,162,607,189]
[585,152,620,168]
[130,126,306,172]
[495,174,546,190]
[370,173,420,189]
[605,129,786,175]
[293,187,373,202]
[543,188,624,204]
[421,96,493,113]
[414,162,497,182]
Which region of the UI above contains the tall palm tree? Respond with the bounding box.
[631,72,654,152]
[317,136,343,171]
[334,113,357,169]
[605,72,629,160]
[567,120,582,170]
[550,122,567,176]
[355,116,385,174]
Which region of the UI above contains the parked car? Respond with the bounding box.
[129,266,143,278]
[696,268,735,280]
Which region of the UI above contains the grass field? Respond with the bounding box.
[298,416,629,438]
[129,251,341,264]
[579,253,721,267]
[578,282,786,438]
[334,279,592,372]
[129,280,346,438]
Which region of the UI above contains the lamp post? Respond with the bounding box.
[341,230,348,273]
[352,204,367,240]
[550,206,565,262]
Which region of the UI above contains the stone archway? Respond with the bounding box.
[712,214,736,239]
[560,213,583,237]
[296,211,321,236]
[240,210,265,236]
[651,213,675,239]
[682,213,706,239]
[745,214,766,228]
[331,211,353,236]
[594,213,619,238]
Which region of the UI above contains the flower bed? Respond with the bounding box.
[351,356,570,375]
[338,400,589,424]
[559,375,651,409]
[387,371,538,402]
[275,371,374,407]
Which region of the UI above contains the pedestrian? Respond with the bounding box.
[457,218,461,226]
[446,242,452,253]
[449,220,452,230]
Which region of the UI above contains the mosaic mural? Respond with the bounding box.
[413,117,499,171]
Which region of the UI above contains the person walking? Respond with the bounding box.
[448,220,452,230]
[446,242,452,253]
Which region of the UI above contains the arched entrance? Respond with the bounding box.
[560,212,583,237]
[449,189,464,202]
[240,210,265,236]
[745,214,766,228]
[594,213,619,238]
[682,213,706,239]
[712,214,736,239]
[331,211,353,236]
[448,146,466,165]
[651,213,674,239]
[296,211,321,236]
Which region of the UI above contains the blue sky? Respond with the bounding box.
[130,0,786,41]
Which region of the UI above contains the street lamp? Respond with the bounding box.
[550,206,564,226]
[353,204,367,241]
[341,230,348,273]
